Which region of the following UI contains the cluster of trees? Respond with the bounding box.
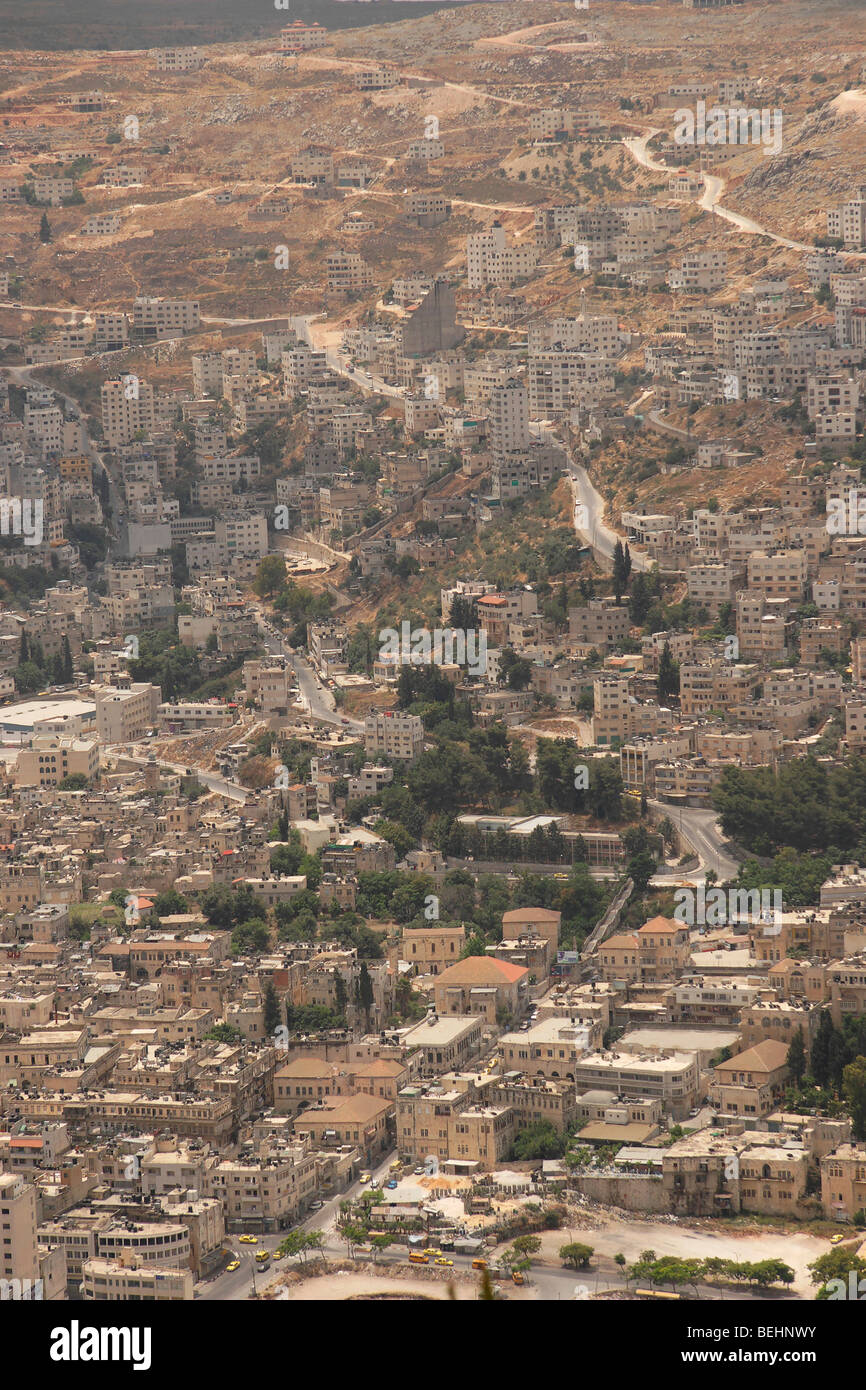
[810,1248,866,1298]
[346,723,629,849]
[68,522,109,570]
[786,1013,866,1138]
[201,883,266,930]
[276,1230,324,1265]
[270,831,321,888]
[14,631,73,693]
[627,1251,794,1292]
[511,1121,567,1161]
[535,741,623,818]
[713,756,866,857]
[127,627,219,702]
[283,1003,345,1033]
[278,899,384,960]
[396,863,610,953]
[627,568,663,627]
[732,850,831,909]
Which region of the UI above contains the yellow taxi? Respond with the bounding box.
[434,1256,454,1267]
[238,1234,258,1244]
[226,1260,240,1273]
[359,1172,371,1184]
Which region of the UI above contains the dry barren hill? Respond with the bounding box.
[0,0,461,53]
[1,0,864,413]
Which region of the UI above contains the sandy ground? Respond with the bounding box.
[476,23,600,53]
[831,89,866,118]
[533,1217,828,1296]
[270,1271,475,1301]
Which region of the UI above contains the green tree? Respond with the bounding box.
[263,981,281,1036]
[511,1120,566,1161]
[559,1242,594,1270]
[152,888,189,917]
[811,1011,835,1089]
[38,212,52,242]
[787,1027,807,1087]
[612,539,628,603]
[253,555,287,598]
[843,1056,866,1140]
[204,1023,243,1045]
[358,960,374,1028]
[809,1247,866,1294]
[658,640,680,701]
[230,918,269,956]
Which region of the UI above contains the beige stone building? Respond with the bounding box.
[433,956,529,1024]
[294,1093,392,1165]
[402,924,466,976]
[81,1256,193,1300]
[209,1140,316,1232]
[821,1143,866,1221]
[708,1040,789,1118]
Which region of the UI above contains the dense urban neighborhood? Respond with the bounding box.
[0,1,864,1357]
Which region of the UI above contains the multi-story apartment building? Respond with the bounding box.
[0,1172,39,1288]
[402,925,466,976]
[826,188,866,249]
[94,683,161,744]
[746,549,808,601]
[209,1141,317,1232]
[132,297,200,338]
[364,711,424,761]
[467,224,540,290]
[100,377,156,447]
[571,1050,701,1118]
[152,46,205,71]
[279,20,329,52]
[708,1040,789,1118]
[591,676,632,745]
[326,252,373,293]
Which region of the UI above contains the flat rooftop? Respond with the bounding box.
[0,697,96,732]
[403,1015,483,1046]
[619,1027,740,1053]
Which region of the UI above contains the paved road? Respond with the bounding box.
[649,800,740,882]
[199,1149,398,1301]
[567,456,653,573]
[252,608,365,733]
[623,131,813,252]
